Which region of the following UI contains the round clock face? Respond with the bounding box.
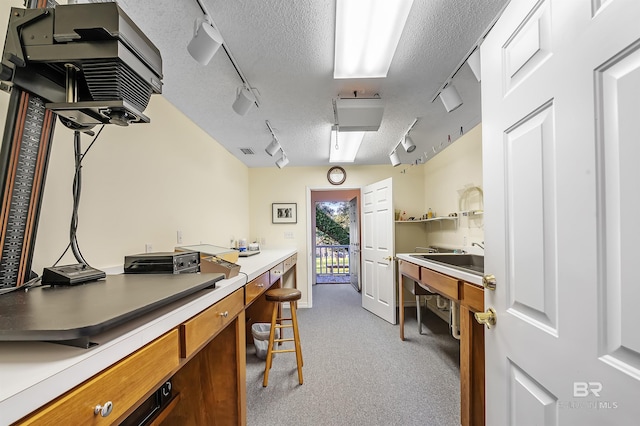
[327,166,346,185]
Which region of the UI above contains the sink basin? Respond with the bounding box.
[409,254,484,276]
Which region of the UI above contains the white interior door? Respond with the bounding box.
[482,0,640,424]
[361,178,395,324]
[348,196,360,291]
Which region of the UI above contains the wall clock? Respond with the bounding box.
[327,166,346,185]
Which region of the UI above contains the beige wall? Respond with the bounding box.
[422,123,484,252]
[0,92,251,272]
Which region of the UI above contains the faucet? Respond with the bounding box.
[415,246,439,253]
[472,242,484,250]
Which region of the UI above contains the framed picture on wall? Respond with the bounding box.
[272,203,297,224]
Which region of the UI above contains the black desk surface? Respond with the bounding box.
[0,273,224,342]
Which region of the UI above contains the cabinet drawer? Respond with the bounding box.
[419,267,460,301]
[398,259,420,282]
[19,330,179,426]
[283,254,297,272]
[245,271,270,305]
[180,289,243,358]
[461,282,484,312]
[269,262,284,284]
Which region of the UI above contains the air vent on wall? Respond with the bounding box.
[240,148,255,155]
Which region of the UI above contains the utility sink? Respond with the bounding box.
[410,254,484,276]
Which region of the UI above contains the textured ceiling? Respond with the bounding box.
[115,0,508,168]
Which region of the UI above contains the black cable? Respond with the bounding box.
[239,271,249,285]
[52,242,71,267]
[70,130,87,265]
[80,125,104,163]
[55,125,105,267]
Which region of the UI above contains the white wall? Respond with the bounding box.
[249,164,425,306]
[422,123,484,252]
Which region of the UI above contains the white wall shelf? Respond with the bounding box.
[395,216,458,224]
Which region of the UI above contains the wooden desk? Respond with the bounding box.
[397,256,485,426]
[1,249,297,426]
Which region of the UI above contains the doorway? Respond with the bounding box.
[310,189,361,292]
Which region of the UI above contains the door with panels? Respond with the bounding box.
[361,178,395,324]
[482,0,640,424]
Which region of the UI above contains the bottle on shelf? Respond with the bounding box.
[427,208,433,219]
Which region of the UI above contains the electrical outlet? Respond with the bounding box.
[145,243,153,253]
[463,236,468,246]
[284,232,294,239]
[260,237,266,246]
[177,230,183,244]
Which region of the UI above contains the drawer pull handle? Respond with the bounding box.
[94,401,113,417]
[219,311,229,318]
[256,283,264,287]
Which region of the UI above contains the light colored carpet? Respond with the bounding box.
[246,284,461,426]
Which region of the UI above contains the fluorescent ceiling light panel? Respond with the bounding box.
[330,129,365,163]
[334,0,414,79]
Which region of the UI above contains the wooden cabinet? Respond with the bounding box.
[180,289,244,359]
[460,282,485,426]
[18,330,179,426]
[283,253,297,272]
[244,271,276,343]
[398,259,419,282]
[460,281,483,312]
[269,262,284,284]
[244,271,270,305]
[164,311,246,426]
[269,254,296,286]
[419,267,460,301]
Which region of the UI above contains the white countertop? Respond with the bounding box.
[396,253,483,286]
[0,248,295,426]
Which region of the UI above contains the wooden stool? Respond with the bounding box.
[263,287,303,387]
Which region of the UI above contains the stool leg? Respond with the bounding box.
[416,295,424,335]
[289,300,304,385]
[277,301,283,346]
[292,301,303,367]
[262,301,279,387]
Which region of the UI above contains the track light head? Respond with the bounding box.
[276,152,289,168]
[232,86,256,115]
[187,19,223,66]
[402,135,416,153]
[265,138,281,156]
[439,85,463,112]
[467,49,481,82]
[389,150,401,167]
